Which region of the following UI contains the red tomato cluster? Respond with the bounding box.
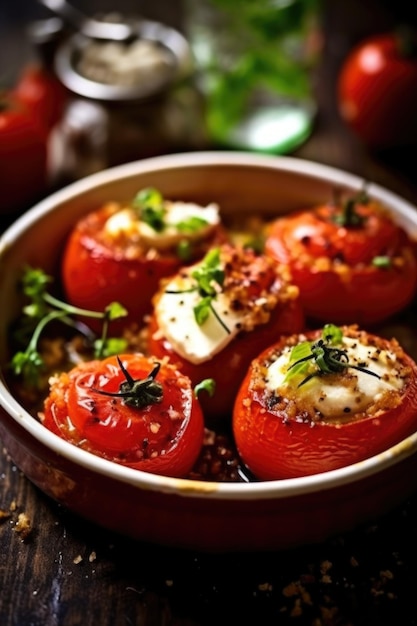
[0,64,68,215]
[21,188,417,481]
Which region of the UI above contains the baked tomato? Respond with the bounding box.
[264,190,417,325]
[41,353,205,477]
[0,92,48,214]
[233,324,417,480]
[61,188,228,332]
[13,63,68,133]
[148,244,304,420]
[337,31,417,148]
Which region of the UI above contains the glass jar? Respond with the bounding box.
[185,0,322,153]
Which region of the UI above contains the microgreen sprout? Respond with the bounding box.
[372,255,391,268]
[285,323,381,388]
[331,185,369,228]
[10,266,128,387]
[194,378,216,398]
[92,356,163,409]
[176,215,209,233]
[165,247,230,333]
[132,187,166,232]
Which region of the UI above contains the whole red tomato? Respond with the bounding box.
[264,192,417,325]
[338,31,417,148]
[13,63,68,133]
[148,245,305,420]
[0,93,48,214]
[41,353,205,477]
[233,325,417,480]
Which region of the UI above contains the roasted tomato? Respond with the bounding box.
[337,31,417,148]
[233,324,417,480]
[0,92,48,214]
[41,353,205,477]
[264,190,417,325]
[61,188,228,332]
[148,244,304,420]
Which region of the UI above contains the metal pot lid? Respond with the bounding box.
[54,18,193,102]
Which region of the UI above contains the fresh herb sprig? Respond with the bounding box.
[165,247,230,333]
[331,186,369,228]
[132,187,166,232]
[11,266,128,387]
[284,323,381,387]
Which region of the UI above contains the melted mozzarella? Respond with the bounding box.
[105,202,220,250]
[154,276,246,364]
[266,336,404,418]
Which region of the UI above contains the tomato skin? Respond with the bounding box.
[41,354,205,477]
[0,94,48,214]
[338,33,417,148]
[233,329,417,480]
[264,200,417,324]
[13,63,68,133]
[62,204,228,332]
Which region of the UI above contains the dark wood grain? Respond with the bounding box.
[2,2,417,625]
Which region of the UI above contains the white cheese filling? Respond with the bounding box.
[266,336,404,418]
[104,201,220,250]
[154,275,246,364]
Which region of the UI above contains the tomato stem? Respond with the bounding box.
[91,356,164,409]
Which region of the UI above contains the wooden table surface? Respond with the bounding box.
[2,2,417,625]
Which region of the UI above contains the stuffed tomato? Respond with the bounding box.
[148,244,304,420]
[40,353,205,477]
[264,190,417,324]
[233,324,417,480]
[61,188,228,332]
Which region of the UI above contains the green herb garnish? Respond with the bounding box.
[165,247,230,333]
[372,255,392,268]
[132,187,166,232]
[284,323,380,387]
[10,266,128,387]
[176,216,209,233]
[331,187,369,228]
[194,378,216,398]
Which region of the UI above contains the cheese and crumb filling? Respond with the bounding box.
[154,246,298,364]
[104,200,220,251]
[259,329,410,424]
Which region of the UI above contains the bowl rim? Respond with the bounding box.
[1,150,417,501]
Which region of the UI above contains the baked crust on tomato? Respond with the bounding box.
[41,353,204,477]
[264,195,417,324]
[233,325,417,480]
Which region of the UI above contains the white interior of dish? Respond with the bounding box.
[1,151,417,500]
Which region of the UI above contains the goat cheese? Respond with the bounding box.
[266,335,405,419]
[154,276,246,364]
[104,201,220,250]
